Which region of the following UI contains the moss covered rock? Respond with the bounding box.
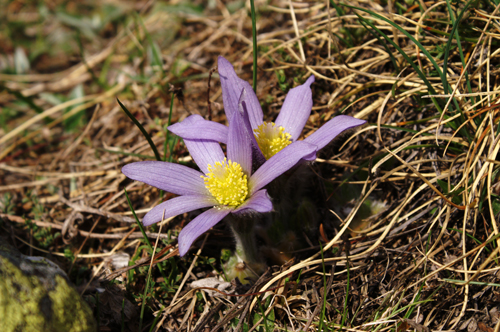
[0,243,97,332]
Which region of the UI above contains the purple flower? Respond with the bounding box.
[122,109,317,256]
[171,56,366,161]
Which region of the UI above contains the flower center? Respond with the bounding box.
[253,122,292,159]
[202,158,248,206]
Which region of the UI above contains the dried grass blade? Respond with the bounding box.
[385,148,467,210]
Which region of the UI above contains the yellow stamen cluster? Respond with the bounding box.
[253,122,292,159]
[202,158,248,206]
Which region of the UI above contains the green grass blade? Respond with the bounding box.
[444,279,500,287]
[442,0,473,124]
[447,227,492,253]
[341,257,350,329]
[121,299,125,332]
[0,85,46,116]
[357,19,399,72]
[403,285,422,318]
[148,305,164,332]
[135,12,166,77]
[117,98,162,161]
[443,0,473,94]
[329,0,354,48]
[139,262,153,332]
[160,92,175,199]
[124,189,154,250]
[250,0,258,92]
[163,92,175,162]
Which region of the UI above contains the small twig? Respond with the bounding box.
[192,302,224,332]
[288,0,305,63]
[60,196,136,223]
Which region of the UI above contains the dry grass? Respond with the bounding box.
[1,0,500,331]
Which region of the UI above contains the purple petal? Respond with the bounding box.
[227,99,253,174]
[304,115,366,151]
[168,115,228,144]
[143,195,217,226]
[184,139,225,175]
[178,206,233,256]
[218,56,263,129]
[122,161,207,196]
[249,141,317,194]
[233,189,272,214]
[241,99,266,167]
[275,76,315,141]
[237,83,264,131]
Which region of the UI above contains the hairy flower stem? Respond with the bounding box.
[226,214,262,268]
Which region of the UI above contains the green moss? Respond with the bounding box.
[0,252,96,332]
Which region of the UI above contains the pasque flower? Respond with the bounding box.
[122,107,317,256]
[170,56,366,162]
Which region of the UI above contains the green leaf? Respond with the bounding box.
[492,195,500,216]
[436,179,449,194]
[56,11,99,38]
[14,47,30,74]
[252,313,262,332]
[1,86,45,116]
